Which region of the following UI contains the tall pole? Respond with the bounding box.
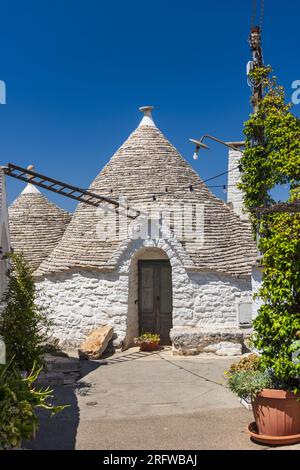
[247,20,265,254]
[248,26,264,114]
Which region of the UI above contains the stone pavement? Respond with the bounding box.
[27,348,300,450]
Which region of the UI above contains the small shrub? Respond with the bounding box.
[226,353,260,377]
[0,361,65,449]
[0,253,51,371]
[227,370,272,401]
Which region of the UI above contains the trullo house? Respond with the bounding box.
[9,183,71,270]
[9,107,257,355]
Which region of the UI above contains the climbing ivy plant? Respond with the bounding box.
[239,66,300,393]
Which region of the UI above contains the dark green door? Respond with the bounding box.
[138,260,173,345]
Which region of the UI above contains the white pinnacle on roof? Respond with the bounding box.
[21,183,41,195]
[138,105,156,127]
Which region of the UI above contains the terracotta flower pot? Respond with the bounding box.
[139,341,160,352]
[253,389,300,437]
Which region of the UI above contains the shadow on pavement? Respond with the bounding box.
[26,359,101,450]
[26,348,172,449]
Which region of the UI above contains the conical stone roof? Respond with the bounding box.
[9,184,71,270]
[36,109,257,278]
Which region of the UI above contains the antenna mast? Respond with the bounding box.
[247,1,266,249]
[247,0,265,113]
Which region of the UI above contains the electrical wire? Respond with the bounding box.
[251,0,264,30]
[251,0,257,28]
[202,165,240,183]
[260,0,265,31]
[207,184,236,189]
[81,165,240,196]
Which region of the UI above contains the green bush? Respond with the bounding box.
[251,196,300,390]
[237,65,300,394]
[0,253,51,371]
[0,361,65,449]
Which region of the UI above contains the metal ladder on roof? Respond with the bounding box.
[2,163,140,220]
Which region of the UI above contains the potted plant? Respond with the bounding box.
[227,65,300,445]
[227,355,300,445]
[134,333,160,352]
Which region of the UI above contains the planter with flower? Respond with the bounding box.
[227,66,300,445]
[134,333,160,352]
[227,353,300,445]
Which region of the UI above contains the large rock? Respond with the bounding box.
[78,325,114,359]
[170,327,244,356]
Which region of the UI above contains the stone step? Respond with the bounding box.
[36,354,81,386]
[44,354,80,371]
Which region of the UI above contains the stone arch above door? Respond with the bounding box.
[116,237,193,349]
[106,231,195,272]
[124,246,172,348]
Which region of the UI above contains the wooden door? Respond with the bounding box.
[138,260,173,345]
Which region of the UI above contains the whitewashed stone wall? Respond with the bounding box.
[0,170,10,297]
[227,149,248,221]
[36,271,128,349]
[251,265,263,318]
[184,272,251,327]
[36,237,252,353]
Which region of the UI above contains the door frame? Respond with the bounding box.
[138,259,173,341]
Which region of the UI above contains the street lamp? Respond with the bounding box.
[189,138,209,160]
[189,135,245,160]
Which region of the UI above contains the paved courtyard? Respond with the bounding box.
[28,348,299,450]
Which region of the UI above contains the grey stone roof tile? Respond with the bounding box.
[9,184,71,270]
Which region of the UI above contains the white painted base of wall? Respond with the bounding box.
[36,270,128,349]
[36,271,252,353]
[35,239,253,354]
[170,326,243,356]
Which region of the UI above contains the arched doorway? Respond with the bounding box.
[125,247,173,347]
[138,259,172,344]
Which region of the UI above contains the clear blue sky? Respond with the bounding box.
[1,0,299,211]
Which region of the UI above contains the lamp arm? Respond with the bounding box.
[200,135,244,153]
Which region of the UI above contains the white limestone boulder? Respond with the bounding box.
[203,341,242,356]
[170,327,243,356]
[78,325,114,359]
